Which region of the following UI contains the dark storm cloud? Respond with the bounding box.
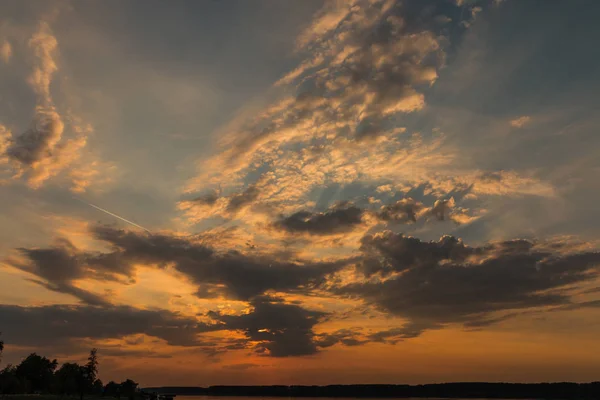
[274,202,364,235]
[0,304,215,348]
[210,296,326,357]
[337,231,600,335]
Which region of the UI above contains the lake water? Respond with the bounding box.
[178,396,530,400]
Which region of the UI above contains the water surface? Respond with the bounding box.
[178,395,532,400]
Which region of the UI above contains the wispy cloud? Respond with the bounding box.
[0,18,105,191]
[510,115,531,128]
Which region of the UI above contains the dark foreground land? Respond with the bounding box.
[1,397,105,400]
[145,382,600,399]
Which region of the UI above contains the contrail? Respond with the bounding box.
[73,196,151,233]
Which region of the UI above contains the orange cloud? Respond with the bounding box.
[510,115,531,128]
[0,40,11,63]
[0,21,104,190]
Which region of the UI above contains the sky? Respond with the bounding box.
[1,0,600,387]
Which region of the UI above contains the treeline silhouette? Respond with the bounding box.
[146,383,600,399]
[0,336,138,399]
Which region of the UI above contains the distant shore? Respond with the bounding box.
[144,382,600,399]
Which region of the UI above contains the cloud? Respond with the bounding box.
[272,196,475,237]
[274,202,365,235]
[79,226,350,302]
[210,296,326,357]
[552,299,600,311]
[189,191,219,206]
[230,0,453,153]
[338,231,600,334]
[315,328,368,348]
[3,108,92,189]
[0,22,96,189]
[0,40,11,63]
[0,125,11,166]
[295,0,353,50]
[27,22,58,104]
[582,286,600,295]
[367,322,441,344]
[183,0,493,202]
[178,182,266,223]
[179,0,556,239]
[471,170,555,197]
[429,197,455,221]
[95,348,172,359]
[6,107,64,167]
[0,304,213,348]
[3,1,590,364]
[27,278,110,307]
[377,198,424,223]
[6,237,135,305]
[68,158,118,194]
[510,115,531,128]
[7,221,600,356]
[226,184,260,213]
[3,237,351,358]
[222,363,261,371]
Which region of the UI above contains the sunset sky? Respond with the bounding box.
[1,0,600,387]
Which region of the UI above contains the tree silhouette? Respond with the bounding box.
[103,381,120,398]
[120,379,139,400]
[0,365,24,394]
[85,348,99,383]
[79,348,100,400]
[55,362,82,396]
[0,345,146,398]
[15,353,58,393]
[93,378,104,395]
